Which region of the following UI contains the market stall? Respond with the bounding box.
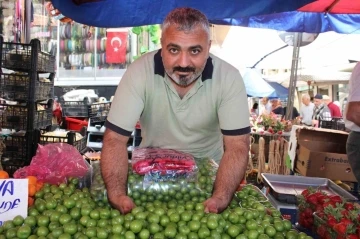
[1,144,359,239]
[1,1,360,239]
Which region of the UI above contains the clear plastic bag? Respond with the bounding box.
[195,158,219,194]
[90,160,107,203]
[14,143,91,185]
[131,148,197,175]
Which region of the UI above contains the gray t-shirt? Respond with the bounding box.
[106,50,250,162]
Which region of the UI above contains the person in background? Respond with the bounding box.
[333,101,341,109]
[260,97,272,115]
[271,98,284,115]
[283,105,300,120]
[300,94,314,126]
[312,94,331,127]
[345,62,360,183]
[251,102,259,116]
[323,95,342,118]
[101,7,250,214]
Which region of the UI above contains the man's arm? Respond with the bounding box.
[346,101,360,127]
[204,134,250,213]
[101,128,135,214]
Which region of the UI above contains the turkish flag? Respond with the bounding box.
[106,31,127,64]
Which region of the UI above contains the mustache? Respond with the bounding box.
[173,66,195,73]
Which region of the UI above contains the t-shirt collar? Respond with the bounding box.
[154,49,213,82]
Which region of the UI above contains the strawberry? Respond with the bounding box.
[303,219,312,229]
[340,218,353,224]
[334,222,348,234]
[306,194,318,206]
[316,204,325,212]
[330,195,343,204]
[317,225,327,237]
[327,218,338,227]
[301,187,315,197]
[307,217,314,226]
[347,234,359,239]
[341,209,350,217]
[344,202,355,211]
[316,193,329,204]
[317,211,325,219]
[324,201,336,208]
[304,208,313,218]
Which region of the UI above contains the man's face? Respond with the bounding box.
[314,98,322,107]
[261,98,267,105]
[302,97,309,106]
[161,24,211,87]
[271,100,278,108]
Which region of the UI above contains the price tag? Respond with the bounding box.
[0,179,28,226]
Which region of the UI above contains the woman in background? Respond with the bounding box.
[251,103,259,116]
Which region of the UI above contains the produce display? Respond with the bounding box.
[298,187,360,239]
[90,158,217,207]
[0,158,314,239]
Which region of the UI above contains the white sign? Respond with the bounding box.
[0,179,28,226]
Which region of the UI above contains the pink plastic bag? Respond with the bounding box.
[14,143,90,185]
[131,148,196,175]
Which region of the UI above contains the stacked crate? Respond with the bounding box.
[0,36,55,175]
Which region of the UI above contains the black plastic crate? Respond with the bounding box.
[0,104,52,130]
[1,132,34,164]
[1,160,29,177]
[0,73,54,102]
[37,130,87,153]
[89,116,107,125]
[61,100,90,117]
[319,118,345,131]
[0,38,55,73]
[89,102,111,117]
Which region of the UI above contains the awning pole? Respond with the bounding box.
[285,32,302,120]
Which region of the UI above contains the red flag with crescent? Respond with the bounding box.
[106,31,127,63]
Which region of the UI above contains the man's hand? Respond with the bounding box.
[101,129,133,214]
[108,194,136,214]
[210,134,249,213]
[312,119,318,127]
[203,196,229,214]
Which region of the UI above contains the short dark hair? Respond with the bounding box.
[162,7,210,39]
[252,103,258,110]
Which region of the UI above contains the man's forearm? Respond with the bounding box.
[101,129,129,197]
[347,112,360,127]
[212,135,249,203]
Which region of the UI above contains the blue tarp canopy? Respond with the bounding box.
[242,69,288,98]
[266,81,289,99]
[52,0,360,34]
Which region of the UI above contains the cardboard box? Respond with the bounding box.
[293,126,356,182]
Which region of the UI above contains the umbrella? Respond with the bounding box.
[52,0,360,34]
[51,0,314,28]
[242,69,278,98]
[215,0,360,34]
[266,81,289,99]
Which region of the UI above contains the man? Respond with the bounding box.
[101,7,250,214]
[260,97,272,115]
[300,94,314,126]
[345,62,360,183]
[323,95,342,118]
[270,98,284,115]
[283,106,299,120]
[312,94,332,127]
